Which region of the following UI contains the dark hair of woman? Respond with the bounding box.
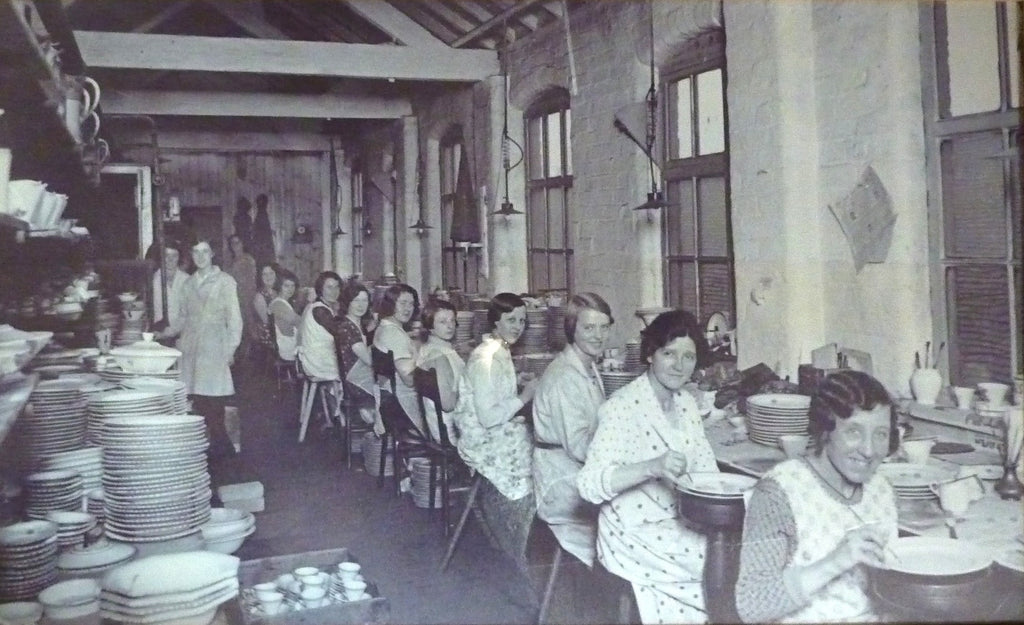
[313,270,343,300]
[339,278,373,325]
[639,309,711,368]
[808,370,897,454]
[277,268,299,298]
[257,261,281,291]
[563,292,613,342]
[377,284,421,324]
[487,292,527,329]
[422,299,458,331]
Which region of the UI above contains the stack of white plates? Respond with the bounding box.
[45,511,97,550]
[546,305,566,352]
[513,353,555,378]
[877,463,955,500]
[744,393,811,447]
[99,367,180,383]
[0,520,59,601]
[37,446,104,494]
[409,457,441,509]
[31,348,88,368]
[57,539,136,579]
[24,470,84,520]
[454,311,475,345]
[362,432,394,477]
[623,340,643,372]
[513,308,549,355]
[86,389,178,442]
[118,377,188,414]
[31,364,86,377]
[676,472,758,501]
[100,551,239,625]
[600,370,642,396]
[97,415,211,543]
[14,379,88,467]
[86,488,105,522]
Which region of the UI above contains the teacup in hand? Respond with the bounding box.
[778,434,809,459]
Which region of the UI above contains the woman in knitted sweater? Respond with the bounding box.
[735,370,899,623]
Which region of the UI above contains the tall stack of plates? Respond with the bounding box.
[876,464,954,501]
[24,470,84,520]
[37,447,103,494]
[97,415,211,543]
[409,457,441,509]
[512,308,549,355]
[600,370,642,396]
[513,354,555,378]
[546,305,566,352]
[44,511,97,550]
[86,389,178,443]
[362,431,394,477]
[86,489,105,523]
[470,299,491,344]
[0,520,59,600]
[623,340,643,372]
[454,311,475,345]
[118,378,188,414]
[744,393,811,447]
[14,379,88,469]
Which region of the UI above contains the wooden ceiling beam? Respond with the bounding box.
[450,0,549,48]
[203,0,291,40]
[75,31,498,81]
[340,0,448,48]
[103,89,412,119]
[131,0,194,34]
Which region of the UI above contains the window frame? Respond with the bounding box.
[350,164,364,276]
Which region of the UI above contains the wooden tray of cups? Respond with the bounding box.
[223,547,390,625]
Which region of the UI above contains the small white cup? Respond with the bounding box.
[903,439,935,465]
[952,386,975,410]
[275,573,296,590]
[978,382,1010,407]
[258,591,284,615]
[337,561,361,580]
[293,566,320,584]
[253,583,278,602]
[342,579,367,601]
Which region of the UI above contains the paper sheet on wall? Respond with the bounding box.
[829,166,898,271]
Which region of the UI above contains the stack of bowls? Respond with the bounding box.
[198,508,256,554]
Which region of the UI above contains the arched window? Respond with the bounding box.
[661,29,735,331]
[525,88,573,294]
[439,126,480,293]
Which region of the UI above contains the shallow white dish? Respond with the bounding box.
[676,472,758,498]
[881,537,993,576]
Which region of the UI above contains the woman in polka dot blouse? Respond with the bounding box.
[577,310,719,624]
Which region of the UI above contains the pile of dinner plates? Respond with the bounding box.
[118,377,188,414]
[362,432,393,477]
[44,510,97,550]
[99,367,180,383]
[100,551,239,625]
[86,389,178,443]
[513,308,549,355]
[744,393,811,447]
[876,463,954,500]
[14,379,88,468]
[546,305,566,351]
[24,470,84,520]
[513,353,555,378]
[57,539,136,580]
[622,340,643,372]
[37,446,103,494]
[600,370,642,396]
[0,520,59,601]
[409,457,441,509]
[454,311,475,345]
[97,415,212,543]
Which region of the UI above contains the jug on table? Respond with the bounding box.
[63,75,101,143]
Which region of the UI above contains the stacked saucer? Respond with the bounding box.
[622,340,643,372]
[877,463,954,500]
[362,432,394,477]
[15,379,88,468]
[409,458,441,509]
[470,301,490,344]
[86,389,178,442]
[97,415,211,543]
[24,470,84,520]
[513,353,556,378]
[57,539,136,580]
[599,370,642,395]
[99,367,180,383]
[513,308,549,355]
[454,311,475,345]
[45,511,97,550]
[100,551,239,625]
[37,446,103,494]
[546,305,566,351]
[118,377,188,414]
[86,488,105,523]
[0,520,59,601]
[744,393,811,448]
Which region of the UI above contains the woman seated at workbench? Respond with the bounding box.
[734,370,899,623]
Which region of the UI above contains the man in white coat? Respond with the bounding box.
[161,238,243,459]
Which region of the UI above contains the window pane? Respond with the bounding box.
[1016,266,1023,375]
[1010,1,1021,108]
[668,178,695,256]
[698,176,728,256]
[941,132,1007,258]
[547,188,565,248]
[699,262,734,322]
[565,109,573,175]
[549,253,568,291]
[547,112,563,177]
[531,251,549,291]
[947,265,1012,385]
[673,77,694,159]
[441,198,454,241]
[697,69,725,155]
[528,188,547,248]
[465,250,480,293]
[671,261,698,310]
[1012,132,1022,260]
[443,251,456,289]
[528,116,544,180]
[945,1,1001,116]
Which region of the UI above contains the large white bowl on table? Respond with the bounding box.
[108,334,181,374]
[0,600,43,625]
[37,578,101,621]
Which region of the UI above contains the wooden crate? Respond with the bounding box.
[222,548,390,625]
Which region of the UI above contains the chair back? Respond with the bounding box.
[371,346,397,395]
[414,367,450,446]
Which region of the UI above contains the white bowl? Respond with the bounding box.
[37,579,101,620]
[109,336,181,374]
[116,292,138,303]
[0,601,42,625]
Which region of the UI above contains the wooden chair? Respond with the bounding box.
[370,346,432,493]
[336,351,374,469]
[413,366,465,536]
[295,356,340,443]
[266,315,297,394]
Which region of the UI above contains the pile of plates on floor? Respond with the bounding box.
[362,432,394,477]
[0,520,59,601]
[546,305,566,351]
[100,551,240,625]
[622,340,643,372]
[57,539,136,579]
[37,446,103,494]
[599,370,642,396]
[97,415,212,543]
[44,510,97,550]
[409,457,442,509]
[743,393,811,447]
[24,470,84,520]
[86,388,179,442]
[13,378,88,468]
[876,463,955,500]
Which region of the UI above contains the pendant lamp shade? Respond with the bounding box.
[450,149,481,244]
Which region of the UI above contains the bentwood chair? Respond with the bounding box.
[295,355,340,443]
[370,347,432,493]
[336,349,374,469]
[413,366,466,536]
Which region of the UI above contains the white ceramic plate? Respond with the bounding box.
[746,393,811,410]
[882,537,993,576]
[676,472,757,498]
[877,463,956,488]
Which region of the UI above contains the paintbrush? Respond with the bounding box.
[933,341,945,368]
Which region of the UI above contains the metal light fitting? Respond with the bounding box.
[409,217,433,236]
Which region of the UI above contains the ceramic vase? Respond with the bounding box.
[911,368,942,405]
